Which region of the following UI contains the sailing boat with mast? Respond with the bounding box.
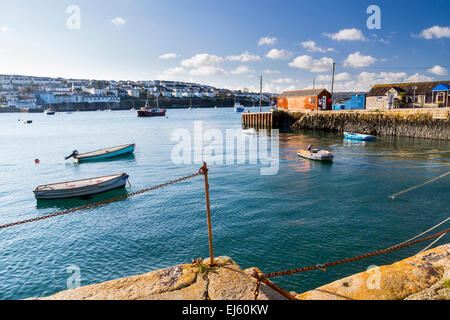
[44,89,56,115]
[137,93,166,117]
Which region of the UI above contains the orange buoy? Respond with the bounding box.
[35,159,40,164]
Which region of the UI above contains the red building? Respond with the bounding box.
[277,88,332,111]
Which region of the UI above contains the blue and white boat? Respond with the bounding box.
[344,132,375,141]
[234,102,245,112]
[65,143,135,163]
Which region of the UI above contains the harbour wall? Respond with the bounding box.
[271,108,450,140]
[36,244,449,300]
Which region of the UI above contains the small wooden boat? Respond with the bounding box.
[344,132,375,140]
[34,173,129,200]
[297,144,333,161]
[65,143,135,162]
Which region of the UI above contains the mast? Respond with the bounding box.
[331,62,335,105]
[259,75,262,112]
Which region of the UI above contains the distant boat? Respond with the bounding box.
[234,101,245,112]
[297,144,333,161]
[44,90,56,115]
[344,132,375,141]
[65,143,135,163]
[138,94,166,117]
[33,173,129,200]
[242,128,257,135]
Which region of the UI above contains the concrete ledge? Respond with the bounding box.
[296,244,449,300]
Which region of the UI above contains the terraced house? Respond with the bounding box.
[366,81,450,110]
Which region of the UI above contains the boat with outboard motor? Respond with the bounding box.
[297,144,334,161]
[65,144,135,163]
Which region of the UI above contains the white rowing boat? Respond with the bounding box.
[33,173,129,200]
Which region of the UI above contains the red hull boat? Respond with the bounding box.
[137,108,166,117]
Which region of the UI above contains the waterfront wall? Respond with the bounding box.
[36,244,449,300]
[271,108,450,140]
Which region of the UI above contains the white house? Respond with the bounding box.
[127,88,140,98]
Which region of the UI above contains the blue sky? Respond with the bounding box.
[0,0,449,92]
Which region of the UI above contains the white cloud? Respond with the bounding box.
[181,53,224,68]
[258,36,277,46]
[0,26,11,32]
[226,51,261,62]
[289,55,334,72]
[189,66,225,76]
[159,53,180,59]
[405,73,434,82]
[427,65,448,76]
[271,78,296,84]
[419,26,450,39]
[343,52,376,68]
[230,65,254,75]
[327,71,436,92]
[316,72,352,82]
[162,67,185,76]
[266,48,293,60]
[263,69,281,74]
[324,28,367,41]
[301,41,333,53]
[111,17,127,27]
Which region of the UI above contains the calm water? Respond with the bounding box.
[0,108,449,299]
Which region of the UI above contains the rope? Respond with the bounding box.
[392,217,449,247]
[389,170,450,199]
[252,228,449,299]
[417,233,447,255]
[260,228,449,280]
[0,169,204,230]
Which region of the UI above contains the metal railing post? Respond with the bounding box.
[201,162,215,266]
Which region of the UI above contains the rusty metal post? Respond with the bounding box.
[200,162,215,266]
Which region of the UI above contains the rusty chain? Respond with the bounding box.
[0,167,206,230]
[253,228,449,299]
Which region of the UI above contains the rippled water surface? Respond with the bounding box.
[0,108,449,299]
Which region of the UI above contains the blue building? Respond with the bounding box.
[344,94,366,110]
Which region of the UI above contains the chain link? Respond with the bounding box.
[0,170,204,230]
[252,228,449,299]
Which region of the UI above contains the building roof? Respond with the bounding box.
[432,84,450,91]
[279,88,328,98]
[367,81,450,96]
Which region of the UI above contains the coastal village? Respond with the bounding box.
[1,73,448,113]
[0,74,269,111]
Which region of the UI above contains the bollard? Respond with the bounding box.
[200,162,215,266]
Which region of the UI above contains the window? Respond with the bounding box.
[377,96,383,101]
[310,97,316,104]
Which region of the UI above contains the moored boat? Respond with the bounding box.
[344,132,375,140]
[234,101,245,112]
[297,144,333,161]
[137,94,166,117]
[33,173,129,200]
[65,143,135,162]
[44,109,55,115]
[137,108,166,117]
[242,128,257,135]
